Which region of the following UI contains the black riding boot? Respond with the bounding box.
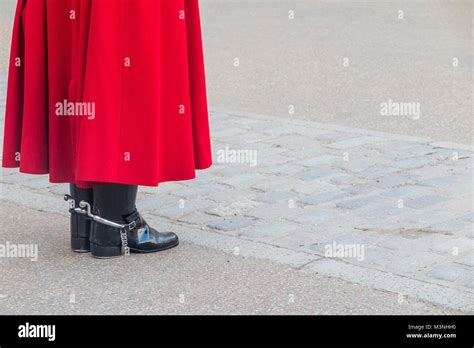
[90,184,179,259]
[69,184,93,252]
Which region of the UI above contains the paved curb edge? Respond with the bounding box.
[1,183,472,313]
[209,109,474,152]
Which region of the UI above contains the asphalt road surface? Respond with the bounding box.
[0,202,461,315]
[0,0,472,143]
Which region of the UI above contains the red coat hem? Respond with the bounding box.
[3,161,212,188]
[2,0,213,188]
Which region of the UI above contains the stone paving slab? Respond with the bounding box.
[0,102,473,312]
[4,202,462,315]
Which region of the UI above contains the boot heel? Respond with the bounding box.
[91,243,122,259]
[70,214,91,252]
[67,184,93,253]
[71,236,90,253]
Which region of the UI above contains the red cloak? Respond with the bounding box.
[3,0,212,188]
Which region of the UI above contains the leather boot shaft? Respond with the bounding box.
[92,184,138,223]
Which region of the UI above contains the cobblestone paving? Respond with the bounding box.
[0,76,473,312]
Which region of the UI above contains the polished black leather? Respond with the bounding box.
[69,184,93,252]
[93,184,138,222]
[90,184,179,258]
[123,210,179,252]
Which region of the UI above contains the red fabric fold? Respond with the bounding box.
[3,0,212,188]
